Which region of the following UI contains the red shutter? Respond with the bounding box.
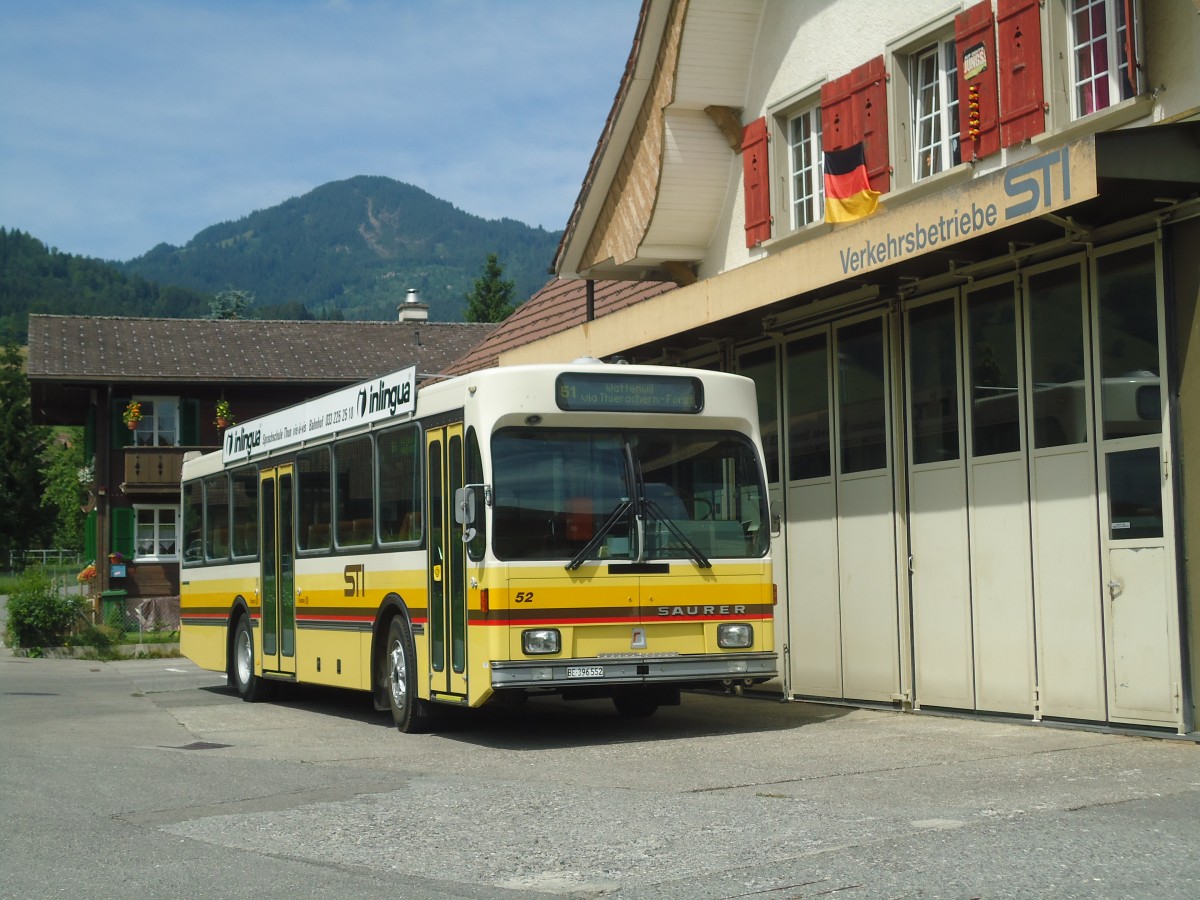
[741,117,771,248]
[997,0,1045,147]
[1122,0,1138,85]
[955,1,1001,161]
[821,56,890,195]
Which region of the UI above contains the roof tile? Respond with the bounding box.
[442,278,675,375]
[27,315,496,384]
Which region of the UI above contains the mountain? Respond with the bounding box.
[117,176,563,322]
[0,228,213,342]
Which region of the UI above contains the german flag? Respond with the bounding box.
[824,143,881,223]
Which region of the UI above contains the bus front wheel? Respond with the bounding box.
[384,617,432,733]
[231,616,272,702]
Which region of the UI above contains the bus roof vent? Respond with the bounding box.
[571,357,604,365]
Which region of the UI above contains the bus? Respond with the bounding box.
[179,361,776,731]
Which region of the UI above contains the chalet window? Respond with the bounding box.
[787,105,824,229]
[132,397,179,447]
[135,505,178,560]
[910,37,961,180]
[1068,0,1139,118]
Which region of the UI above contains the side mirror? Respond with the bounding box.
[454,487,476,526]
[455,485,487,544]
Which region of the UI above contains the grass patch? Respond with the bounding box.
[119,630,179,644]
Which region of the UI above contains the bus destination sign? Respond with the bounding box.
[555,372,703,414]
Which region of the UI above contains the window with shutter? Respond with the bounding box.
[910,37,962,181]
[997,0,1046,146]
[786,104,824,229]
[1066,0,1140,118]
[955,1,1001,161]
[742,117,771,248]
[128,396,181,447]
[131,505,178,560]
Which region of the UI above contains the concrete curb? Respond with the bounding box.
[8,643,181,659]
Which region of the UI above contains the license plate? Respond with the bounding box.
[567,666,604,679]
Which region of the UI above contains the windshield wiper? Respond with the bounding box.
[565,498,632,571]
[642,499,712,569]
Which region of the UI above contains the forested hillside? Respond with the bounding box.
[119,176,562,321]
[0,228,212,341]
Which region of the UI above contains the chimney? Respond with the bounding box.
[398,288,429,322]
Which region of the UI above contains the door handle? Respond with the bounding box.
[1108,579,1123,598]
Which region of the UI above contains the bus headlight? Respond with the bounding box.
[522,628,561,655]
[717,623,753,649]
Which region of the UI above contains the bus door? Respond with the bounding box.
[426,426,468,699]
[259,466,296,677]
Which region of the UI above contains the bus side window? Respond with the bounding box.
[335,436,374,547]
[230,465,258,558]
[204,474,230,561]
[182,480,203,563]
[297,447,331,552]
[377,425,421,544]
[465,427,485,559]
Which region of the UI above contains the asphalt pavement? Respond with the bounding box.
[1,647,1198,899]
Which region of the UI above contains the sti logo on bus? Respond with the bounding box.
[225,426,262,460]
[358,376,412,417]
[1004,146,1070,220]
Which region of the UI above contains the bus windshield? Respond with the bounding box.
[491,428,768,563]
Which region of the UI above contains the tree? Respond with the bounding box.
[206,286,256,319]
[463,253,515,323]
[40,428,86,552]
[0,340,50,562]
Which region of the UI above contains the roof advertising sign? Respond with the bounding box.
[222,365,416,464]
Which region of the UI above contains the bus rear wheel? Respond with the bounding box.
[231,615,272,702]
[384,617,432,733]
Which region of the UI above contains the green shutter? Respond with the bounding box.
[84,510,97,561]
[111,399,132,449]
[180,399,200,446]
[112,507,136,558]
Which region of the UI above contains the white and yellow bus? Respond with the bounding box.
[180,361,775,731]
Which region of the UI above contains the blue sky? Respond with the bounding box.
[0,0,640,261]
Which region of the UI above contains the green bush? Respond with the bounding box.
[4,568,84,649]
[72,622,121,652]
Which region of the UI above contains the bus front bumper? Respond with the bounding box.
[489,652,777,690]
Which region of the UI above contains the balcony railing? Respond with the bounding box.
[122,448,188,491]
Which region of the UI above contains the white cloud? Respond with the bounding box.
[0,0,639,259]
